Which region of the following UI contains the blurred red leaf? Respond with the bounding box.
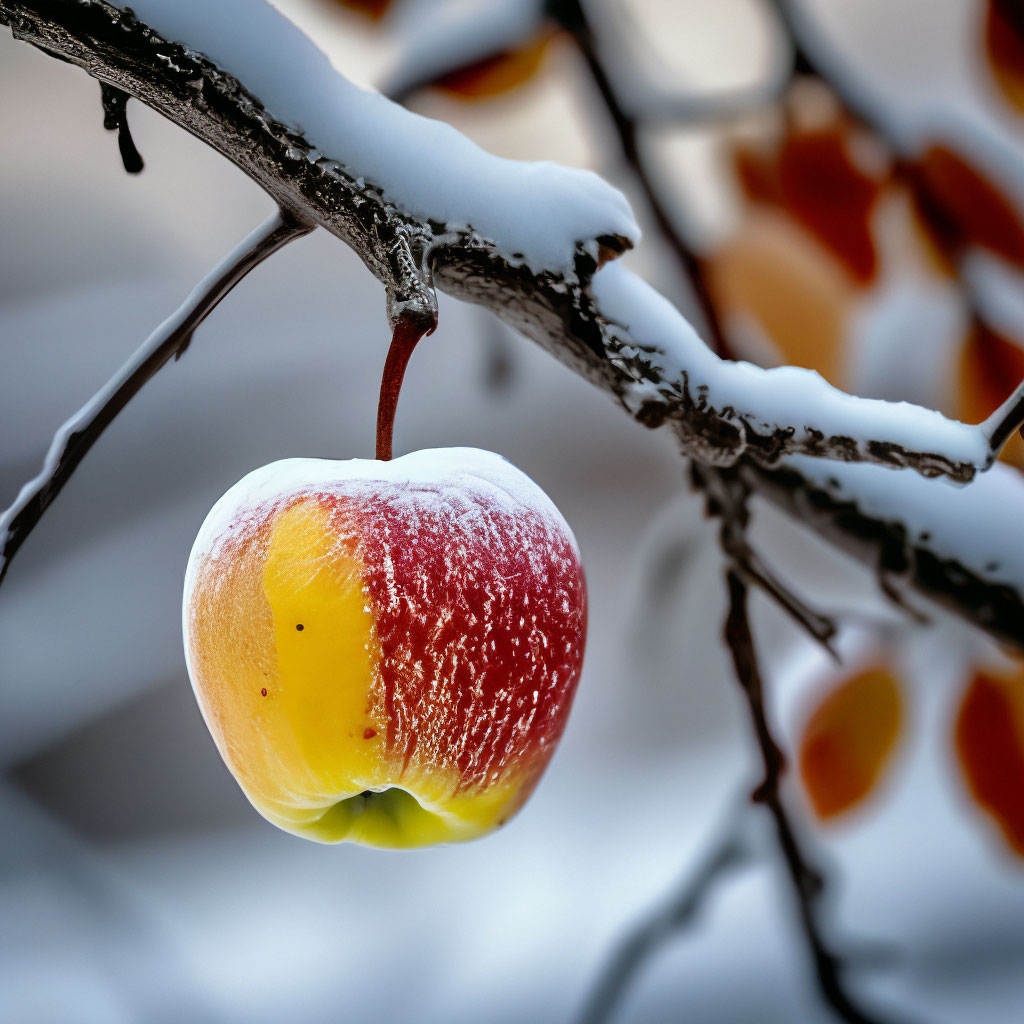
[909,145,1024,269]
[798,667,903,821]
[985,0,1024,114]
[734,146,778,206]
[955,670,1024,857]
[777,128,884,285]
[334,0,392,20]
[732,119,886,285]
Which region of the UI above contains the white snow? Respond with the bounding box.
[592,261,991,467]
[783,455,1024,588]
[587,0,791,126]
[845,269,964,412]
[381,0,545,98]
[115,0,638,274]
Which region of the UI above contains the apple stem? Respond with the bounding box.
[376,313,430,461]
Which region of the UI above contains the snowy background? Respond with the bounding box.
[2,1,1023,1021]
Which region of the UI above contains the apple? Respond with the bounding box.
[182,448,586,848]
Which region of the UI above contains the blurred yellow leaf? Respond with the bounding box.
[706,210,853,386]
[798,667,903,821]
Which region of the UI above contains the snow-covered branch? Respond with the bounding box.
[746,457,1024,652]
[5,0,1016,476]
[3,0,1024,646]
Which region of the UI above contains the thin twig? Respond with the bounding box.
[724,570,905,1024]
[695,463,840,658]
[983,378,1024,457]
[549,0,731,357]
[576,800,753,1024]
[0,207,313,589]
[734,546,840,656]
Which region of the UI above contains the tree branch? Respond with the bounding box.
[723,570,905,1024]
[743,458,1024,650]
[576,800,753,1024]
[3,0,1024,647]
[694,463,839,658]
[551,0,1024,650]
[1,0,1008,479]
[983,378,1024,455]
[0,207,312,588]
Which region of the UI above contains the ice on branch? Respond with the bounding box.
[120,0,638,276]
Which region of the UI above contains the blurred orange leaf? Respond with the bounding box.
[985,0,1024,114]
[955,670,1024,857]
[910,145,1024,269]
[434,32,554,100]
[732,121,886,285]
[798,667,903,821]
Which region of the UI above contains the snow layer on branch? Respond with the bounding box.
[784,456,1024,589]
[117,0,638,274]
[592,262,989,466]
[382,0,545,97]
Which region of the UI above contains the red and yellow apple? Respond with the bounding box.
[182,448,586,848]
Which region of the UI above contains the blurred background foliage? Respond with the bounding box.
[2,1,1024,1021]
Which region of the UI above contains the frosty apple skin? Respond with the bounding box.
[183,448,586,848]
